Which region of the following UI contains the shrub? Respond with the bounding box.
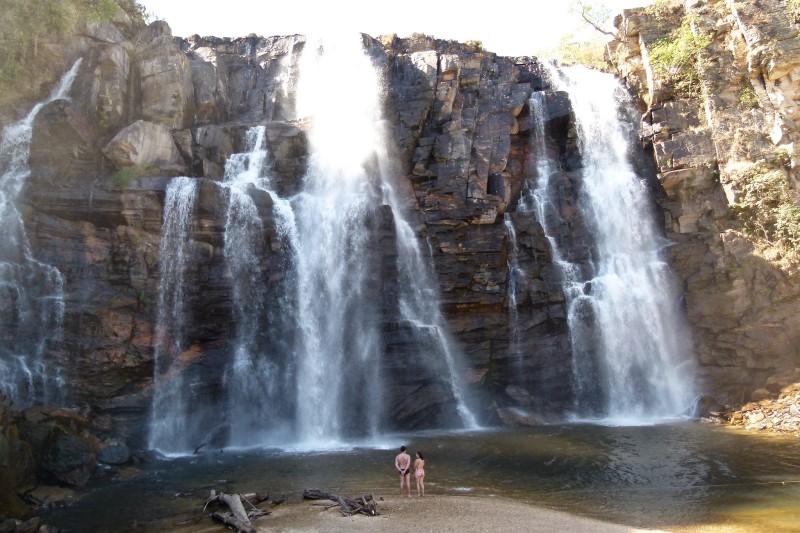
[536,34,609,71]
[465,40,484,53]
[648,16,711,97]
[645,0,681,20]
[737,84,759,110]
[728,161,800,263]
[111,164,158,187]
[789,0,800,24]
[0,1,149,92]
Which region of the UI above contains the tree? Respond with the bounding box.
[570,0,615,38]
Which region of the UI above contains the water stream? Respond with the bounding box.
[532,66,695,420]
[0,59,82,407]
[148,177,199,454]
[290,33,477,443]
[222,126,297,448]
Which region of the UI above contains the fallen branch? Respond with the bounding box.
[302,488,378,516]
[210,511,256,533]
[206,490,257,533]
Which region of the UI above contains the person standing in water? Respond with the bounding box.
[414,451,425,497]
[395,445,412,497]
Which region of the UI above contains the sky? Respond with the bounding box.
[137,0,651,56]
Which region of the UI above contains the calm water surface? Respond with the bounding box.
[43,423,800,532]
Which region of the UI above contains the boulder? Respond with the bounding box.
[97,439,131,465]
[18,407,97,487]
[103,120,184,171]
[39,427,97,486]
[496,407,545,427]
[136,20,195,128]
[30,99,102,182]
[0,396,35,520]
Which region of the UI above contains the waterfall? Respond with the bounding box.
[288,33,477,445]
[289,34,387,445]
[144,35,477,453]
[0,59,82,407]
[545,65,694,420]
[525,89,601,414]
[503,214,523,361]
[223,126,297,447]
[379,152,479,430]
[148,177,198,454]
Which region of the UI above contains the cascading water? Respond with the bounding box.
[289,34,387,445]
[222,126,297,447]
[145,35,476,453]
[524,90,597,407]
[378,154,479,430]
[503,214,523,362]
[148,177,199,453]
[543,65,695,420]
[0,59,82,406]
[288,33,477,445]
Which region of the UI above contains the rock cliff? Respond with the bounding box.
[2,0,799,467]
[608,0,800,408]
[1,13,583,451]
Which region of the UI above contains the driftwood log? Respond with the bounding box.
[302,488,378,516]
[205,490,275,533]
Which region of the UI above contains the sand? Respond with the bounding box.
[215,494,669,533]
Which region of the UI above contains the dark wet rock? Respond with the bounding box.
[97,439,131,465]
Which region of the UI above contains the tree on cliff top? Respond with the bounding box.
[533,1,619,70]
[0,0,149,86]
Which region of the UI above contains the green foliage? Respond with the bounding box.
[465,40,484,52]
[120,0,150,24]
[776,203,800,250]
[648,16,711,97]
[737,83,760,110]
[111,164,158,187]
[570,0,613,36]
[645,0,681,19]
[0,1,148,92]
[789,0,800,24]
[728,162,800,262]
[402,32,435,53]
[541,35,609,71]
[84,0,119,22]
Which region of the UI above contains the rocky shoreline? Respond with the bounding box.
[708,382,800,436]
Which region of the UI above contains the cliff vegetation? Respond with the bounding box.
[0,0,149,111]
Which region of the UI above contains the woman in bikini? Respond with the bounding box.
[414,451,425,497]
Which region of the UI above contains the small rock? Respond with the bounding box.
[15,517,40,533]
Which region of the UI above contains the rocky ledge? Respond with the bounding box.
[708,380,800,435]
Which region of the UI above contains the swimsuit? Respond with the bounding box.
[415,468,424,478]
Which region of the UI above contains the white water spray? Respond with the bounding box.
[223,126,297,447]
[291,34,388,445]
[503,214,524,362]
[148,177,198,454]
[290,34,478,444]
[0,59,82,406]
[546,66,695,420]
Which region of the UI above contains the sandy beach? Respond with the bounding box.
[182,494,670,533]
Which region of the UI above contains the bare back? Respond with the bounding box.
[395,452,411,472]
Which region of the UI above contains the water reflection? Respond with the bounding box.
[44,424,800,532]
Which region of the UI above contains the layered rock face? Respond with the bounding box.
[10,0,798,456]
[609,0,800,406]
[2,15,590,449]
